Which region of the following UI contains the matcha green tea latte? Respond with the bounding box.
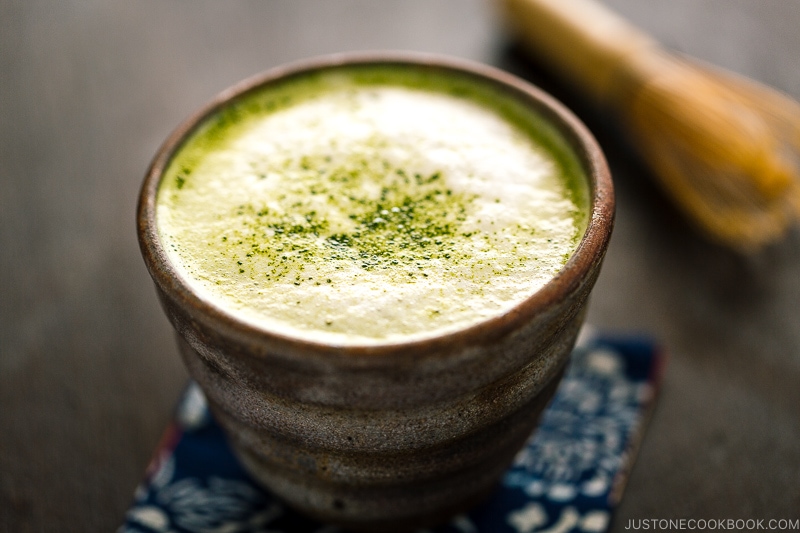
[139,54,613,531]
[155,62,589,345]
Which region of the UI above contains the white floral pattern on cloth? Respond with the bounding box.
[120,333,663,533]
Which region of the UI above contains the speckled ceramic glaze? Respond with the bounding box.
[137,52,614,532]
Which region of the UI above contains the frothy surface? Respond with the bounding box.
[157,67,588,345]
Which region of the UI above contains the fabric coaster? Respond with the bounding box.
[120,330,665,533]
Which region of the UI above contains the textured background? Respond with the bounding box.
[1,1,799,531]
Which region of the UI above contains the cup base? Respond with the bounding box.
[212,370,563,532]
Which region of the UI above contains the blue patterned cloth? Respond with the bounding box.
[120,331,664,533]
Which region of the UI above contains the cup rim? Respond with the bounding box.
[137,50,614,360]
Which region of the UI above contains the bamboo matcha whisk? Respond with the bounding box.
[498,0,800,250]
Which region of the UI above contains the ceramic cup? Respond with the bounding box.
[137,52,614,532]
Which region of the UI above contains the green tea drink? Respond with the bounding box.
[156,65,589,346]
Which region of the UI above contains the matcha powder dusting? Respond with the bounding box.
[156,71,588,345]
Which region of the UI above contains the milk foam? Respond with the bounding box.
[157,71,587,345]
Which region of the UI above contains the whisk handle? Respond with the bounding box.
[498,0,657,103]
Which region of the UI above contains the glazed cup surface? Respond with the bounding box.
[137,52,614,532]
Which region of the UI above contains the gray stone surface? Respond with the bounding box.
[1,1,798,531]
